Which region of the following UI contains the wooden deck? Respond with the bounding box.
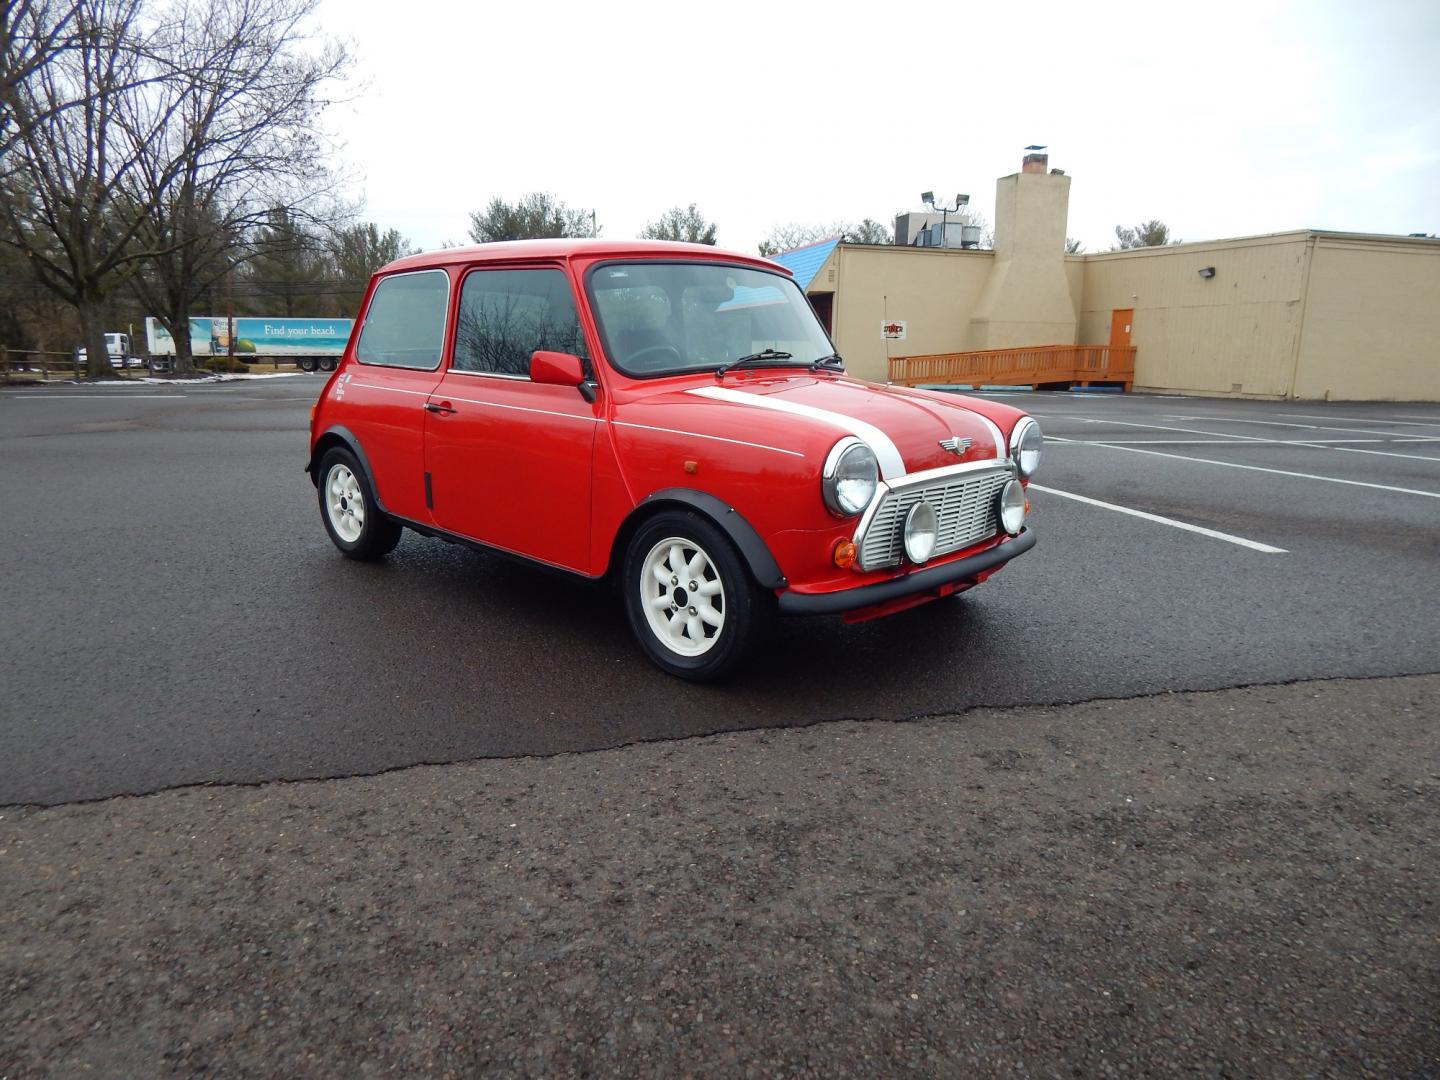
[888,344,1135,391]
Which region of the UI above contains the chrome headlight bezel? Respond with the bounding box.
[998,478,1026,536]
[1009,417,1043,478]
[903,500,938,564]
[822,436,879,517]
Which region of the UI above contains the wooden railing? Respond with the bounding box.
[888,344,1135,391]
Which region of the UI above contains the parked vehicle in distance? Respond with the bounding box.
[306,239,1042,680]
[77,332,140,368]
[145,316,350,371]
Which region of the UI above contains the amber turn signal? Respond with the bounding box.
[832,539,857,569]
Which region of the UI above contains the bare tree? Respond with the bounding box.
[1,1,96,163]
[123,0,349,372]
[1066,237,1085,254]
[0,0,174,375]
[639,204,717,245]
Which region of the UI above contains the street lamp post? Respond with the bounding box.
[921,192,969,247]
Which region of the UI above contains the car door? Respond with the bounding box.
[343,268,451,524]
[423,264,599,572]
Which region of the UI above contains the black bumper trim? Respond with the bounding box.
[776,528,1036,617]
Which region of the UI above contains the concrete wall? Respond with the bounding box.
[1078,233,1311,397]
[824,245,993,383]
[968,171,1077,349]
[1293,236,1440,401]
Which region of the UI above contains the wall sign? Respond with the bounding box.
[881,320,907,340]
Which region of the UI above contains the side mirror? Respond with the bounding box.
[529,350,585,386]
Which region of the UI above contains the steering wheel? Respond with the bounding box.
[626,344,682,371]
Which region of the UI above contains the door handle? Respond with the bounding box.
[423,402,455,415]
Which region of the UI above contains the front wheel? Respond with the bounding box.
[622,511,772,681]
[317,447,402,560]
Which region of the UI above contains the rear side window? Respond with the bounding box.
[453,267,587,378]
[356,269,450,370]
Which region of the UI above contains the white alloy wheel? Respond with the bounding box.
[325,463,366,543]
[639,536,726,657]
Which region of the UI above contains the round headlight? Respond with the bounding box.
[904,501,938,564]
[1009,417,1043,478]
[998,478,1026,536]
[822,438,879,516]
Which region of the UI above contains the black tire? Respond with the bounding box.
[318,357,337,372]
[316,447,403,560]
[622,510,773,681]
[299,358,318,373]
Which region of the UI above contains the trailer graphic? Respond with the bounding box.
[145,317,353,371]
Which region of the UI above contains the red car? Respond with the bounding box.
[307,239,1041,680]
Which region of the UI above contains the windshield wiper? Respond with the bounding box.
[714,349,797,378]
[811,353,845,372]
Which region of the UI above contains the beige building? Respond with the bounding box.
[775,157,1440,401]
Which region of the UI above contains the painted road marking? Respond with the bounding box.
[1049,439,1440,499]
[1289,442,1440,464]
[1054,416,1440,447]
[1029,483,1287,554]
[3,393,188,399]
[1050,437,1422,446]
[1274,412,1440,428]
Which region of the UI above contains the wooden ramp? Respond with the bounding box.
[888,344,1135,391]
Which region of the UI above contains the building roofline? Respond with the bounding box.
[1082,228,1440,259]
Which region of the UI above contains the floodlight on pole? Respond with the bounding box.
[922,192,970,248]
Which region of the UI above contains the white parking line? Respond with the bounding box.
[1029,483,1287,554]
[2,393,187,399]
[1290,442,1440,464]
[1052,437,1415,446]
[1271,413,1440,432]
[1049,439,1440,499]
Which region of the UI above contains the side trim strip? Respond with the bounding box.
[613,421,805,458]
[443,395,598,424]
[686,385,907,479]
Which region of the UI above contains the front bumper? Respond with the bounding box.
[776,528,1036,617]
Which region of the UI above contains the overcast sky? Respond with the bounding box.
[319,0,1439,255]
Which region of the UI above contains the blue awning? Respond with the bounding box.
[767,237,840,290]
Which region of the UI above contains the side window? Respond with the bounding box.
[355,270,450,370]
[453,267,587,377]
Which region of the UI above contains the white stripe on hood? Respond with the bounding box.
[687,385,907,479]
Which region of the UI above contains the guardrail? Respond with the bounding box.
[1,345,162,381]
[1,345,85,382]
[888,344,1135,391]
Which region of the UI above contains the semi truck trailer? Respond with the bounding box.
[144,316,353,372]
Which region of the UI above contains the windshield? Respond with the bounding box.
[588,262,835,377]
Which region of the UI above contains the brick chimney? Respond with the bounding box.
[1022,152,1048,174]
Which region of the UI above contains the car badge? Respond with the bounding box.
[939,436,973,456]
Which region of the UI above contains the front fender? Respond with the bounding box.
[628,489,787,590]
[307,426,382,507]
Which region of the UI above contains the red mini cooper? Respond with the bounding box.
[307,239,1041,680]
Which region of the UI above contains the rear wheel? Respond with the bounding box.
[318,357,337,372]
[622,510,771,681]
[317,447,402,560]
[299,357,318,372]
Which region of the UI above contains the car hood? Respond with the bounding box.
[664,375,1018,480]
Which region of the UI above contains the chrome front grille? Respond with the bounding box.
[856,466,1012,570]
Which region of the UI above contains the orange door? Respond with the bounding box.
[1109,309,1133,347]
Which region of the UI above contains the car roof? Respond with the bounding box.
[378,238,789,277]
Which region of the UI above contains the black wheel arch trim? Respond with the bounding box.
[307,426,385,511]
[777,528,1036,616]
[632,489,787,590]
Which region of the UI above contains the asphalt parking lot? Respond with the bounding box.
[0,380,1435,805]
[1,378,1437,1075]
